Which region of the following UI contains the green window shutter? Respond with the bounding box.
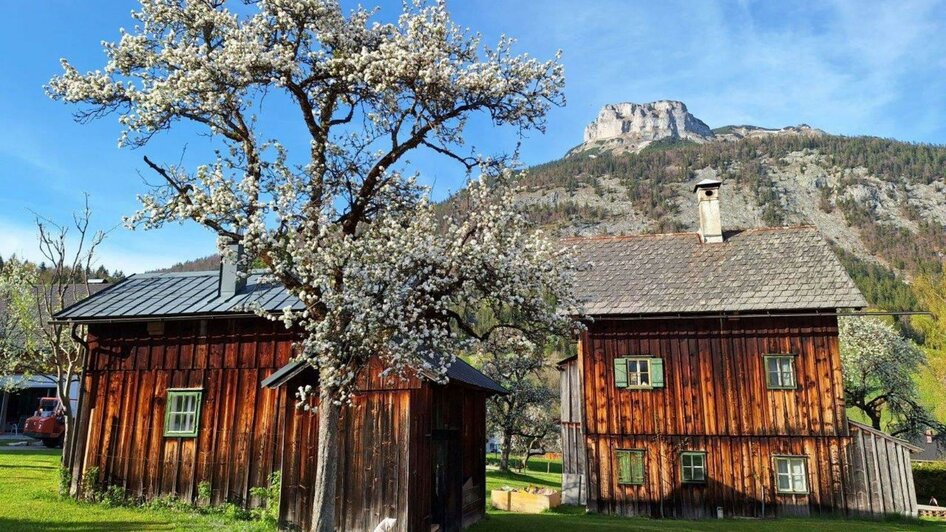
[630,452,644,484]
[616,451,631,484]
[650,358,664,388]
[614,357,628,388]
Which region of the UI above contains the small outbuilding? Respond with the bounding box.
[54,269,506,531]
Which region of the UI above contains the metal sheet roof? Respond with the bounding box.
[568,226,867,316]
[261,357,508,395]
[54,271,304,321]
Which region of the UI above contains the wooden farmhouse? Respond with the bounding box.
[559,179,922,519]
[53,265,506,531]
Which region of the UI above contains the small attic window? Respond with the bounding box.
[147,321,165,336]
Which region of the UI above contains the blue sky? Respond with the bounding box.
[1,0,944,273]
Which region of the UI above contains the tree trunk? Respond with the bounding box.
[56,381,74,468]
[523,437,542,473]
[310,388,341,532]
[866,408,883,431]
[499,429,514,472]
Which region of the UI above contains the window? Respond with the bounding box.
[681,451,706,483]
[764,355,796,389]
[774,456,808,494]
[614,357,665,389]
[164,389,202,437]
[616,450,645,485]
[628,358,650,387]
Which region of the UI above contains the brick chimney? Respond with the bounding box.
[219,242,246,299]
[694,179,723,243]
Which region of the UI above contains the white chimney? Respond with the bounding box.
[694,179,723,243]
[219,242,246,299]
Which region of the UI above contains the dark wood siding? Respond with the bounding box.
[278,377,489,531]
[72,318,492,530]
[574,314,918,519]
[585,434,848,518]
[73,319,291,507]
[844,423,919,517]
[581,315,847,438]
[278,386,415,531]
[559,357,586,504]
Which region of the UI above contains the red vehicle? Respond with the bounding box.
[23,397,65,448]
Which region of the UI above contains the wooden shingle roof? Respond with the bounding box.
[568,225,867,316]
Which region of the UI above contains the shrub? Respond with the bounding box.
[81,467,100,502]
[250,471,281,525]
[913,461,946,503]
[59,466,73,498]
[198,480,212,507]
[101,485,126,507]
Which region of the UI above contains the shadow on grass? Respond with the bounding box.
[0,464,59,471]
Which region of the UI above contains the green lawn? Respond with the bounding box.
[473,507,946,532]
[0,450,269,531]
[0,450,942,531]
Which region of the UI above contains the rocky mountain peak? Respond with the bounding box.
[580,100,714,152]
[577,100,824,154]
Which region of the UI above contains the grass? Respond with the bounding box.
[0,450,941,531]
[478,456,944,532]
[0,450,271,531]
[485,454,561,492]
[472,507,945,531]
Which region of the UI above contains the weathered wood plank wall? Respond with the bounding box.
[73,318,491,531]
[279,379,488,531]
[580,316,847,439]
[584,433,848,518]
[73,319,292,507]
[844,422,919,517]
[570,314,919,519]
[278,387,415,531]
[559,358,586,504]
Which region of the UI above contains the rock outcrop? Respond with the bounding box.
[577,100,825,154]
[581,100,714,152]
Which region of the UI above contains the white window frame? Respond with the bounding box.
[681,451,707,484]
[626,358,651,389]
[773,456,809,494]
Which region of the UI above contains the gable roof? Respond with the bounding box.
[52,272,507,395]
[54,271,304,322]
[569,226,867,316]
[261,357,508,395]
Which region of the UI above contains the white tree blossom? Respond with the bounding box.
[839,316,942,438]
[48,1,575,528]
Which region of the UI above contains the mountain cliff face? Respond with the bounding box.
[580,101,714,151]
[576,100,824,154]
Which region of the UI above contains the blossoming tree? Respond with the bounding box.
[48,1,577,528]
[839,317,944,439]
